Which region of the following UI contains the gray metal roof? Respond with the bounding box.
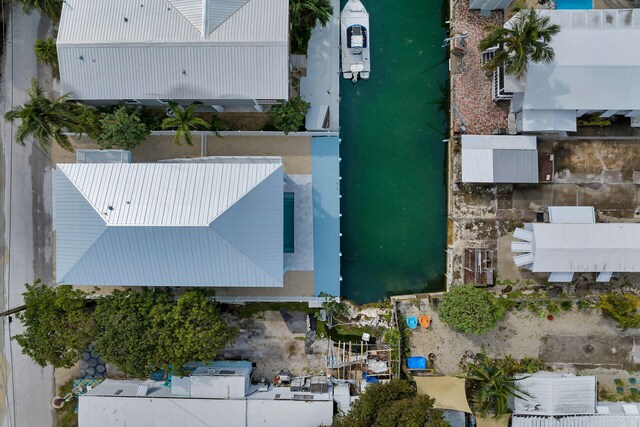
[57,0,289,101]
[461,135,538,183]
[521,223,640,273]
[514,373,596,416]
[54,160,284,287]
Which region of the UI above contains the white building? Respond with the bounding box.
[503,9,640,133]
[461,135,538,183]
[512,372,640,427]
[57,0,289,111]
[514,373,597,416]
[78,361,334,427]
[511,206,640,282]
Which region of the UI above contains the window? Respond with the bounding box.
[284,192,294,253]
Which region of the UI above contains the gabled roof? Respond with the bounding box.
[54,160,284,287]
[56,0,289,101]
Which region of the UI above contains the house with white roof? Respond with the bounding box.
[54,143,341,303]
[511,206,640,283]
[501,9,640,133]
[78,361,335,427]
[57,0,289,111]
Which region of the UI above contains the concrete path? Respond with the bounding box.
[0,4,54,427]
[301,0,340,132]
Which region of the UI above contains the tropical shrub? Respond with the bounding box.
[438,285,506,335]
[33,38,59,78]
[596,293,640,330]
[269,96,310,134]
[13,280,96,368]
[331,380,448,427]
[479,7,560,79]
[97,106,150,150]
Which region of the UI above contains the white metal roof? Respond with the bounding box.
[514,373,596,416]
[509,9,640,132]
[548,206,595,224]
[526,223,640,273]
[79,380,333,427]
[57,0,289,101]
[512,415,640,427]
[54,159,284,287]
[461,135,538,183]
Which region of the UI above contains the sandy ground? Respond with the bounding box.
[398,298,626,376]
[52,134,312,176]
[222,311,328,380]
[206,135,311,175]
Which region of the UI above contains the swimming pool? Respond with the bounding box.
[555,0,592,9]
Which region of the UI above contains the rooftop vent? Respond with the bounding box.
[114,389,123,396]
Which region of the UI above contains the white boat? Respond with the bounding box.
[340,0,370,82]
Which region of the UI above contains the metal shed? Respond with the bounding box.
[461,135,538,183]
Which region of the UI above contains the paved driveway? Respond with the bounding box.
[0,4,54,427]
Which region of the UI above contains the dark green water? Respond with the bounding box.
[340,0,449,304]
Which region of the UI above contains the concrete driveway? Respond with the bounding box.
[0,4,55,427]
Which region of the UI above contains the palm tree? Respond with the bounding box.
[289,0,333,53]
[479,7,560,79]
[4,78,85,152]
[462,351,529,417]
[16,0,63,21]
[290,0,333,29]
[33,38,59,78]
[161,101,209,146]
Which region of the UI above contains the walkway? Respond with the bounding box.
[301,0,340,132]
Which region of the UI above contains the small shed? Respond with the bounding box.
[514,373,597,416]
[461,135,538,183]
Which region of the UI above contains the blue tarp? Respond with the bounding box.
[407,357,427,370]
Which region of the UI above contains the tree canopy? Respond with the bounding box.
[14,285,237,377]
[479,7,560,79]
[94,288,237,377]
[269,96,310,135]
[437,286,506,335]
[13,280,96,368]
[331,380,449,427]
[97,106,150,150]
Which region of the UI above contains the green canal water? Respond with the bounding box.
[339,0,449,304]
